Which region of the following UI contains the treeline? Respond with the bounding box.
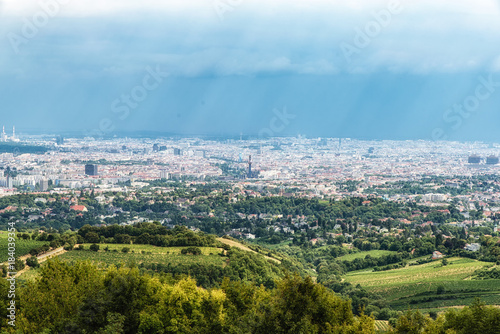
[78,223,219,247]
[340,253,407,272]
[0,260,375,334]
[389,300,500,334]
[0,143,48,154]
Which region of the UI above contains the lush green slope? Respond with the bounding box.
[344,257,500,310]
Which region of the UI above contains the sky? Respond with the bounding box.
[1,0,500,140]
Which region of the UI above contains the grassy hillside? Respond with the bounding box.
[337,250,396,261]
[20,239,292,289]
[0,232,47,262]
[58,247,225,267]
[344,257,500,310]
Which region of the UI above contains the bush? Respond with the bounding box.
[26,256,40,268]
[14,258,25,271]
[89,244,100,252]
[122,247,130,253]
[181,247,202,255]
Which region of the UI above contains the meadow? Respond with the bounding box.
[80,243,222,255]
[0,232,47,262]
[344,257,500,310]
[336,250,395,261]
[57,244,225,268]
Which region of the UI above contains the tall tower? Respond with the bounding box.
[12,126,15,141]
[1,126,5,142]
[248,155,252,178]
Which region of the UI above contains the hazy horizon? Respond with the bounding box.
[1,0,500,141]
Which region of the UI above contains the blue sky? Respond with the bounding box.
[1,0,500,140]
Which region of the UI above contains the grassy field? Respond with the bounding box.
[337,250,395,261]
[344,257,500,310]
[0,232,47,262]
[80,243,221,255]
[58,248,225,268]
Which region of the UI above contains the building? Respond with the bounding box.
[431,251,444,259]
[70,205,88,212]
[173,148,182,156]
[468,155,481,164]
[39,180,49,191]
[464,243,481,252]
[6,175,13,189]
[160,170,169,179]
[85,164,98,176]
[153,144,159,152]
[1,126,6,142]
[486,156,499,165]
[194,150,207,158]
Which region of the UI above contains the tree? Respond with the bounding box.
[15,258,25,271]
[181,247,202,255]
[392,309,430,334]
[85,232,100,244]
[26,256,40,268]
[90,244,100,252]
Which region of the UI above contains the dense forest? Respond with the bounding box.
[2,259,500,333]
[1,260,375,334]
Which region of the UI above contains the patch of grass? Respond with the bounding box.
[344,257,500,310]
[337,250,396,261]
[0,232,47,262]
[80,243,220,255]
[57,243,224,268]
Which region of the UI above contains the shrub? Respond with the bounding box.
[181,247,202,255]
[26,256,40,268]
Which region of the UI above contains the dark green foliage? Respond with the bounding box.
[180,246,202,255]
[3,259,375,334]
[26,256,40,268]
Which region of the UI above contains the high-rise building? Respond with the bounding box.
[487,156,499,165]
[85,164,99,176]
[39,180,49,191]
[160,170,170,179]
[56,136,64,145]
[173,148,182,156]
[468,155,481,164]
[153,144,159,152]
[6,175,13,189]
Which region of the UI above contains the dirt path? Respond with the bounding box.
[217,238,281,263]
[4,246,69,278]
